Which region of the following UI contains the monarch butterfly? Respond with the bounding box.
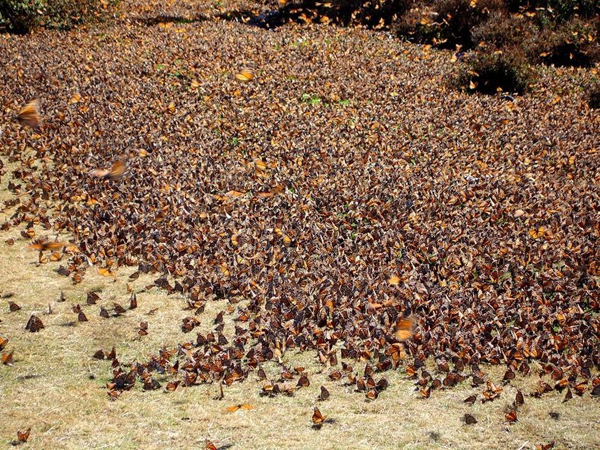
[18,99,41,129]
[90,158,127,180]
[318,385,330,401]
[225,403,253,413]
[28,242,65,251]
[505,410,518,423]
[235,69,255,82]
[25,314,44,332]
[17,428,31,443]
[312,406,326,425]
[2,351,13,366]
[394,315,415,342]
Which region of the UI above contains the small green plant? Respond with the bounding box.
[301,93,322,105]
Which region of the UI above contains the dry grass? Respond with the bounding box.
[0,157,598,449]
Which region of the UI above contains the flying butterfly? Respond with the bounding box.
[18,99,41,129]
[235,69,255,82]
[28,242,65,252]
[394,315,415,342]
[90,158,127,181]
[225,403,253,413]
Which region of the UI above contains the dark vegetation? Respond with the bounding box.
[2,0,598,93]
[585,81,600,108]
[278,0,598,93]
[0,0,118,33]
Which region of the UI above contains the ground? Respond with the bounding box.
[0,1,598,449]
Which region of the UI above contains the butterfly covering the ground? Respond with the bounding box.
[18,99,41,128]
[90,158,127,180]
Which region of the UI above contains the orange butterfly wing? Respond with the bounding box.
[235,69,255,82]
[394,316,415,342]
[18,99,41,128]
[17,428,31,443]
[90,158,126,180]
[312,407,326,424]
[108,158,126,180]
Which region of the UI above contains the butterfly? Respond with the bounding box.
[90,158,127,180]
[25,314,44,332]
[2,351,14,366]
[225,403,253,413]
[18,99,41,128]
[394,315,415,342]
[312,407,326,427]
[464,414,477,425]
[318,385,330,401]
[165,380,180,392]
[505,410,518,423]
[235,69,255,82]
[17,428,31,443]
[28,242,65,251]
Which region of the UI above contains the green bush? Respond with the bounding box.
[456,51,533,94]
[0,0,118,33]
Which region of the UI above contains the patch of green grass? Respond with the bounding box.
[301,93,322,106]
